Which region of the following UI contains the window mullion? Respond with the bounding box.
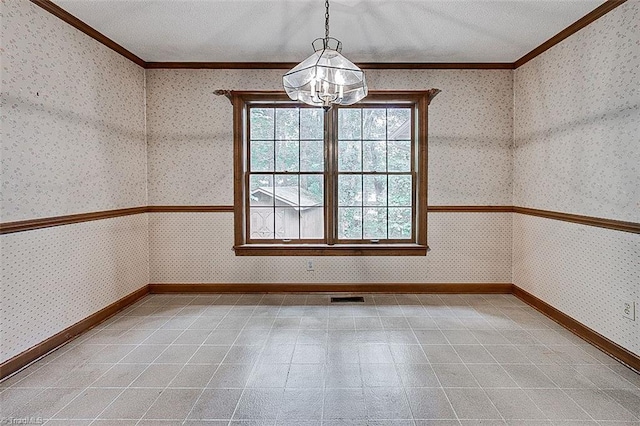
[298,108,302,241]
[360,108,364,241]
[325,107,336,245]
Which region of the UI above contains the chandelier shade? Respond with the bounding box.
[283,0,367,109]
[283,38,367,109]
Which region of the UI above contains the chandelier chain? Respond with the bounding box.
[325,0,330,40]
[282,0,367,108]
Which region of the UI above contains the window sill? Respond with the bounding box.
[233,244,429,256]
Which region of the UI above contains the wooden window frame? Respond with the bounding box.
[232,90,439,256]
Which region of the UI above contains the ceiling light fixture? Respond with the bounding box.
[283,0,367,110]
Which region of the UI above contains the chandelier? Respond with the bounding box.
[283,0,367,110]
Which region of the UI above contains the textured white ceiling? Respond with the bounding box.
[52,0,605,63]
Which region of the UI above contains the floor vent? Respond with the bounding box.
[331,296,365,303]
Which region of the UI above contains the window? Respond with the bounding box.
[232,91,439,255]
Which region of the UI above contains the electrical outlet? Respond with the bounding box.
[306,259,315,271]
[622,301,636,321]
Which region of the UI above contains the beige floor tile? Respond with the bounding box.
[432,364,479,388]
[98,388,162,420]
[453,345,497,364]
[2,293,637,425]
[361,363,401,387]
[189,345,230,364]
[12,387,82,419]
[323,388,366,420]
[130,364,183,387]
[422,345,464,364]
[485,388,546,420]
[143,388,201,420]
[154,344,199,363]
[467,364,519,388]
[258,344,295,364]
[277,388,323,420]
[168,363,219,388]
[358,343,394,363]
[286,364,324,388]
[53,388,122,419]
[363,387,412,419]
[233,388,284,420]
[405,387,456,419]
[187,388,242,420]
[525,388,592,421]
[564,388,638,421]
[222,345,262,364]
[248,363,290,388]
[390,344,429,364]
[445,388,502,420]
[501,364,557,388]
[207,363,254,388]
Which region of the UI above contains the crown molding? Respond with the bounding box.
[31,0,627,70]
[514,0,628,68]
[29,0,145,67]
[145,62,514,70]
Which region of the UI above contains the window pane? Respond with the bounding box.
[363,140,386,172]
[250,207,274,239]
[250,108,274,140]
[363,207,387,239]
[338,109,361,140]
[249,175,274,206]
[387,109,411,140]
[245,102,419,247]
[388,207,412,239]
[388,175,412,206]
[275,175,299,207]
[275,140,299,172]
[250,139,274,172]
[338,140,361,172]
[363,109,386,140]
[300,207,324,239]
[275,207,300,239]
[363,175,387,206]
[300,175,324,207]
[300,140,324,172]
[387,140,411,172]
[338,207,362,239]
[276,108,299,140]
[300,108,324,139]
[338,175,362,206]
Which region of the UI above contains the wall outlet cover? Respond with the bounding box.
[306,259,315,271]
[622,301,636,321]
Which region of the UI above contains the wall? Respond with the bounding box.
[0,0,148,363]
[146,69,514,284]
[513,2,639,355]
[3,0,638,366]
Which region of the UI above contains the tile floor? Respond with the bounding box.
[1,293,639,425]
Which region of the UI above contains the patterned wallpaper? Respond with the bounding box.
[149,212,512,284]
[0,0,149,363]
[1,0,147,223]
[513,1,640,223]
[513,1,639,357]
[513,214,640,355]
[1,215,150,362]
[145,68,514,285]
[146,69,513,207]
